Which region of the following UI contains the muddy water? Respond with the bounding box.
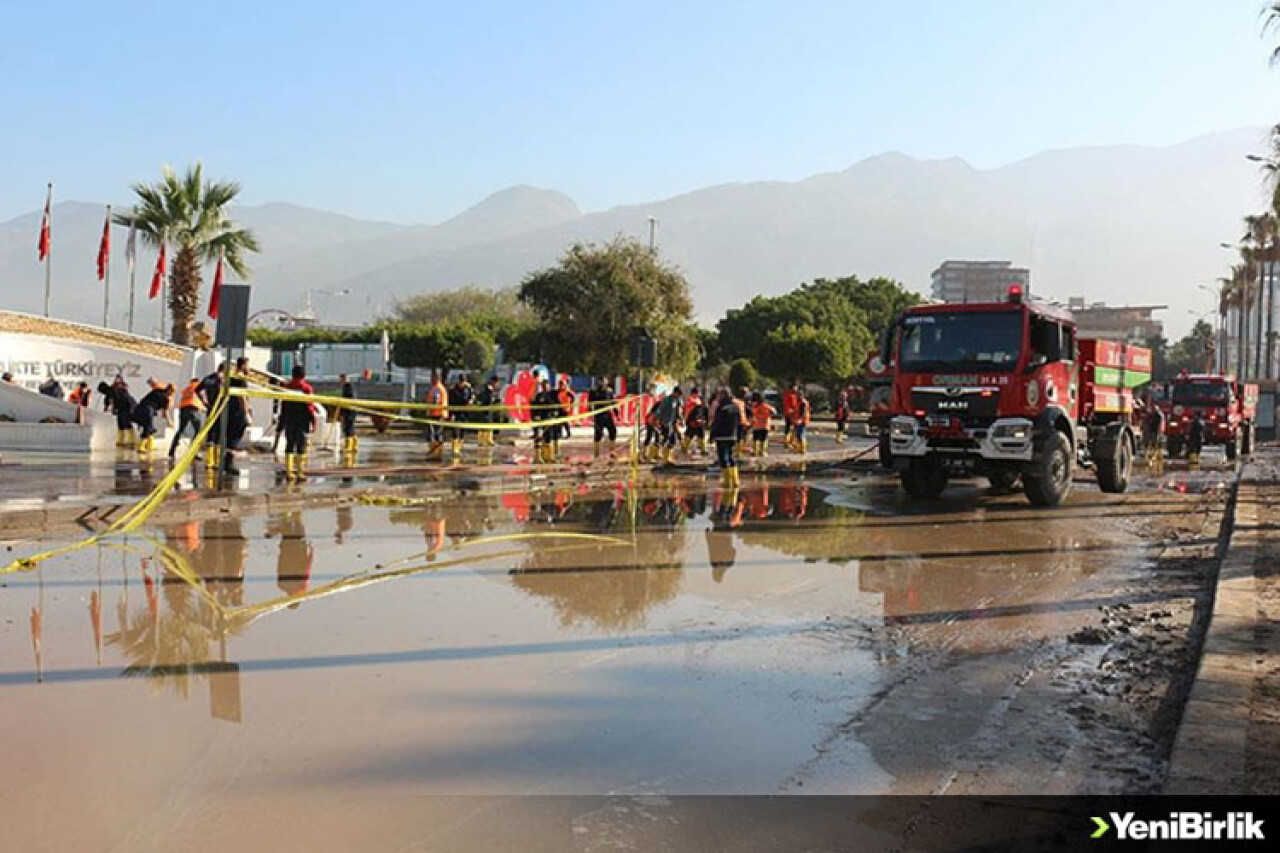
[0,469,1209,849]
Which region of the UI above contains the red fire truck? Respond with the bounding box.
[881,286,1151,506]
[1162,372,1257,460]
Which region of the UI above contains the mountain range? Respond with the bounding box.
[0,127,1269,340]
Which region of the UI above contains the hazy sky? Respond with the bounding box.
[2,0,1276,222]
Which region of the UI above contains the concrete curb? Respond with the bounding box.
[1164,464,1259,794]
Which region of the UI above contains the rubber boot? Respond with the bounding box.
[732,466,742,489]
[297,454,309,481]
[115,429,125,448]
[698,437,707,455]
[284,453,296,480]
[680,437,691,456]
[428,441,443,460]
[593,440,602,459]
[665,446,677,465]
[721,468,734,489]
[799,439,807,456]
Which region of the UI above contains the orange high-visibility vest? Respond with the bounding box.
[178,382,204,411]
[751,402,775,430]
[426,382,448,418]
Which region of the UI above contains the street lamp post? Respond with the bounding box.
[647,216,658,253]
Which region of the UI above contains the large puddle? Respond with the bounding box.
[0,470,1199,846]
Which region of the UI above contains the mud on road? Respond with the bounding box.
[0,454,1237,850]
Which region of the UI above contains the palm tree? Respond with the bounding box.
[1242,214,1278,378]
[116,164,259,345]
[1223,264,1249,379]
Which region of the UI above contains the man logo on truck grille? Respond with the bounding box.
[937,399,968,410]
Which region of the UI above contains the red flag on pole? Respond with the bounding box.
[96,209,111,281]
[149,243,167,299]
[37,186,51,261]
[208,252,224,319]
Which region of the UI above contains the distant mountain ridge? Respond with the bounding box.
[0,128,1268,338]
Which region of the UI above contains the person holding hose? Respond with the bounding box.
[280,365,317,481]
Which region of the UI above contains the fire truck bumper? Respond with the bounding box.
[888,416,1035,463]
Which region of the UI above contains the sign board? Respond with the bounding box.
[215,284,251,349]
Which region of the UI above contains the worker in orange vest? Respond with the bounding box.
[793,389,812,455]
[749,392,776,458]
[424,370,449,460]
[168,377,206,459]
[782,380,801,450]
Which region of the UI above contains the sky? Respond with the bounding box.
[1,0,1277,223]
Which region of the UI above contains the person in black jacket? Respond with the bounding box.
[107,377,137,448]
[588,377,617,459]
[132,382,174,457]
[1188,411,1205,470]
[710,387,742,489]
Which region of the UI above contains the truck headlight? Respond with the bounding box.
[890,419,915,438]
[992,423,1029,441]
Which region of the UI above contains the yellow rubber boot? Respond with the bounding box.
[665,446,677,465]
[799,439,807,456]
[297,454,309,480]
[698,437,707,455]
[284,453,297,480]
[721,468,734,489]
[680,437,691,455]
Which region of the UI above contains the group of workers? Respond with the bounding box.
[1140,401,1209,473]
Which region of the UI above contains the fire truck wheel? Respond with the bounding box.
[987,469,1022,493]
[1024,431,1073,507]
[1242,424,1254,456]
[1226,433,1238,461]
[1096,433,1132,494]
[901,459,947,499]
[878,433,893,469]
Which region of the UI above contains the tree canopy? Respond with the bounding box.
[716,275,918,387]
[118,163,259,345]
[518,238,697,377]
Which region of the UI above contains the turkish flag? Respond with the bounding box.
[37,188,51,261]
[149,243,167,299]
[208,254,224,319]
[96,210,111,281]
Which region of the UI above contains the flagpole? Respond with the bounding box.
[102,204,112,328]
[126,218,137,334]
[43,182,52,318]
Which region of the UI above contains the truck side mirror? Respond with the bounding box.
[879,326,896,367]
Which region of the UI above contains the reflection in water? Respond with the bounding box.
[23,477,865,714]
[510,481,687,631]
[268,512,312,598]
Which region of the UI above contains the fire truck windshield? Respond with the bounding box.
[898,311,1022,372]
[1171,383,1229,406]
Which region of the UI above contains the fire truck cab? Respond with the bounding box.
[883,286,1148,507]
[1162,372,1257,460]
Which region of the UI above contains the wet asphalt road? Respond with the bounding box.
[0,447,1236,850]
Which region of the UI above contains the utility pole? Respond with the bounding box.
[647,216,658,253]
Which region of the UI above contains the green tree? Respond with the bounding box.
[518,238,696,376]
[118,164,260,345]
[716,275,917,378]
[758,323,860,388]
[726,358,758,392]
[1165,320,1216,377]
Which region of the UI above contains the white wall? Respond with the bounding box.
[0,381,115,451]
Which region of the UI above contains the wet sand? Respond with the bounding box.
[0,458,1233,850]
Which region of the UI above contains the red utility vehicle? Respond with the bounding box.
[881,286,1151,506]
[1161,372,1257,460]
